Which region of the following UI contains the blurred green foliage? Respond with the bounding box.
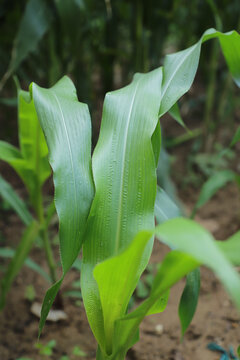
[1,0,239,94]
[0,0,239,144]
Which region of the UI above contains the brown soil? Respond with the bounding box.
[1,120,240,360]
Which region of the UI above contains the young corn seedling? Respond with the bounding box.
[0,87,57,308]
[31,29,240,360]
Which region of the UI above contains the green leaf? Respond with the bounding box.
[72,346,86,357]
[81,68,163,352]
[93,229,153,354]
[24,284,36,302]
[36,339,56,356]
[0,175,33,225]
[109,218,240,358]
[0,247,51,282]
[0,141,27,182]
[0,89,51,211]
[111,250,199,359]
[64,290,82,298]
[154,186,182,224]
[0,221,39,309]
[0,0,52,88]
[178,268,200,337]
[237,345,240,357]
[159,29,240,118]
[217,231,240,266]
[0,97,17,106]
[154,218,240,309]
[31,76,94,335]
[17,89,51,209]
[136,280,149,298]
[168,102,186,129]
[151,120,161,167]
[230,126,240,147]
[18,90,50,182]
[192,170,236,218]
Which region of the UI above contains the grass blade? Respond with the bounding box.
[230,126,240,147]
[0,175,33,225]
[0,221,39,309]
[0,247,51,282]
[178,268,200,337]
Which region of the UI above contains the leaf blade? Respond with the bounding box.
[32,76,94,335]
[178,268,200,337]
[81,68,163,351]
[192,169,236,218]
[159,29,240,118]
[0,221,39,309]
[0,175,33,225]
[154,186,182,224]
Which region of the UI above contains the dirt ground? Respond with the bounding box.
[0,117,240,360]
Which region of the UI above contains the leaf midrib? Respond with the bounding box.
[52,93,78,243]
[160,43,199,110]
[114,79,141,254]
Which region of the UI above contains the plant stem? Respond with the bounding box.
[41,225,57,283]
[96,346,125,360]
[34,120,57,285]
[36,186,57,285]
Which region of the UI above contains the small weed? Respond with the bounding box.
[35,339,56,356]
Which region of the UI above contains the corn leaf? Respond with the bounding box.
[230,126,240,147]
[192,169,236,218]
[0,89,51,210]
[154,184,197,337]
[0,247,51,282]
[17,90,51,208]
[159,29,240,118]
[111,250,199,359]
[0,141,28,181]
[0,0,52,89]
[31,76,94,335]
[18,90,50,184]
[101,218,240,358]
[154,186,182,224]
[168,102,186,129]
[81,69,163,353]
[151,121,161,166]
[0,221,39,309]
[0,175,33,225]
[178,268,200,337]
[217,231,240,266]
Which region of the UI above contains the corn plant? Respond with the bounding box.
[0,87,57,308]
[190,126,240,219]
[30,29,240,360]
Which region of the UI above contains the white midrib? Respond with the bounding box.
[53,93,78,229]
[155,202,168,221]
[114,79,140,253]
[160,43,199,110]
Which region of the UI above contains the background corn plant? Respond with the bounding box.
[26,29,240,360]
[0,86,57,309]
